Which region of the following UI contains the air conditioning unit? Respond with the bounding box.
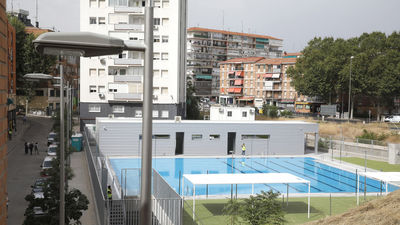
[100,58,106,65]
[99,93,105,98]
[174,116,182,123]
[219,108,224,113]
[108,114,114,118]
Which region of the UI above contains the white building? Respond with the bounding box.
[210,105,255,121]
[80,0,187,127]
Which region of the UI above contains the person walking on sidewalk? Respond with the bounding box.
[24,142,29,154]
[107,185,113,208]
[241,143,246,156]
[29,142,34,155]
[8,129,12,140]
[34,143,39,155]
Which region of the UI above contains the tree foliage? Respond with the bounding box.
[186,78,201,119]
[288,31,400,117]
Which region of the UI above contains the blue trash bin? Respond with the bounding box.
[71,133,83,152]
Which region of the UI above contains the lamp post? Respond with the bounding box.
[33,5,153,223]
[348,56,354,122]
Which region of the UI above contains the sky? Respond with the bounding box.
[7,0,400,52]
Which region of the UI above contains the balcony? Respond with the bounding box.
[113,93,142,101]
[114,58,144,66]
[114,24,144,31]
[114,75,142,82]
[114,6,144,14]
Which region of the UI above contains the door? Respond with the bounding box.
[175,132,184,155]
[227,132,236,155]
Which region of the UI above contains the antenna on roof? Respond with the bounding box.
[35,0,39,28]
[241,21,243,33]
[222,10,225,31]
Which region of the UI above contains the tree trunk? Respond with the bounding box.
[350,96,354,119]
[377,101,381,121]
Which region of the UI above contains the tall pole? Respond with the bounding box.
[348,56,353,122]
[59,60,65,225]
[140,0,153,224]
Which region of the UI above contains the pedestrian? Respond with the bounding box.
[24,142,29,154]
[23,115,26,124]
[241,143,246,156]
[107,185,113,207]
[8,129,12,140]
[29,142,34,155]
[34,142,39,155]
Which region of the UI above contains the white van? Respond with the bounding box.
[384,115,400,123]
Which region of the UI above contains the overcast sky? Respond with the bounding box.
[7,0,400,52]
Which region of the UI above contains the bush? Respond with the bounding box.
[262,104,278,118]
[356,129,388,141]
[279,110,293,118]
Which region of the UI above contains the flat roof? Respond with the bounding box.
[183,173,309,185]
[96,117,317,125]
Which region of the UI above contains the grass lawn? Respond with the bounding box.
[337,157,400,172]
[183,196,378,225]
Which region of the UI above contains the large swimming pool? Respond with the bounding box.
[109,157,399,196]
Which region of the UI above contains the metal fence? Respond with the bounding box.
[84,126,183,225]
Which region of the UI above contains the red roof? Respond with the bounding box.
[238,96,254,100]
[284,52,302,56]
[220,57,265,64]
[188,27,282,41]
[256,58,297,65]
[234,88,242,93]
[228,88,235,93]
[263,74,273,78]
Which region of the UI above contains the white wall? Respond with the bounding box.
[210,106,255,121]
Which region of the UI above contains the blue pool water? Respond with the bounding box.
[109,157,399,196]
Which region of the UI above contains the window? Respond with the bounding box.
[161,53,168,60]
[119,68,126,75]
[209,134,220,140]
[227,111,232,117]
[98,17,106,24]
[89,68,96,76]
[161,70,168,78]
[98,69,106,76]
[154,0,161,7]
[112,105,125,113]
[154,18,160,25]
[241,135,270,140]
[162,18,169,26]
[296,104,303,109]
[89,17,97,24]
[162,35,169,43]
[152,110,159,118]
[161,87,168,95]
[98,86,105,93]
[135,110,142,118]
[242,111,247,117]
[192,134,202,140]
[161,110,169,118]
[153,52,160,60]
[35,90,44,96]
[153,70,160,78]
[154,35,160,43]
[50,90,55,97]
[89,86,97,93]
[162,0,169,8]
[89,104,101,112]
[99,0,106,7]
[89,0,97,7]
[154,135,170,139]
[108,83,118,93]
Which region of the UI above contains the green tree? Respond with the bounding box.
[241,190,285,225]
[262,104,278,118]
[222,199,242,225]
[186,78,201,119]
[8,15,27,87]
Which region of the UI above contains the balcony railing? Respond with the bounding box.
[114,58,144,65]
[114,24,144,31]
[114,75,142,82]
[114,93,142,101]
[114,6,144,14]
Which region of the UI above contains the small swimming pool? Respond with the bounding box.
[109,157,399,196]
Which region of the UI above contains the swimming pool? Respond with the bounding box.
[109,157,399,196]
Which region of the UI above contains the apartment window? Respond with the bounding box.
[161,87,168,95]
[98,86,105,93]
[162,35,169,43]
[153,52,160,60]
[89,17,97,24]
[153,70,160,78]
[154,18,160,25]
[99,0,106,7]
[161,110,169,118]
[161,70,168,78]
[152,110,159,118]
[209,134,220,140]
[227,111,232,117]
[112,105,125,113]
[108,84,118,93]
[162,0,169,7]
[98,17,106,24]
[119,68,126,75]
[89,86,97,93]
[89,0,97,7]
[154,0,161,7]
[89,68,96,76]
[98,69,106,76]
[242,111,247,117]
[153,87,160,95]
[135,110,142,118]
[192,134,202,140]
[35,90,44,96]
[154,36,160,43]
[161,53,168,60]
[50,90,55,97]
[162,18,169,26]
[89,104,101,112]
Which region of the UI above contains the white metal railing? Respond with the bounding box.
[114,75,142,82]
[113,93,143,100]
[114,6,144,14]
[114,58,144,65]
[114,24,144,31]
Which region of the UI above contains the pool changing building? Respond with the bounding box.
[93,117,319,156]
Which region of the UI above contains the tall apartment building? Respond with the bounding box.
[219,55,308,111]
[7,21,16,132]
[187,27,283,99]
[80,0,186,126]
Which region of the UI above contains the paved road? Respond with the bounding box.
[7,116,53,225]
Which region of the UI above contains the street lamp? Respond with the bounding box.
[348,56,354,122]
[33,2,154,224]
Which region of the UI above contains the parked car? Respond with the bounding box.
[384,115,400,123]
[40,156,56,177]
[47,144,57,156]
[47,132,59,146]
